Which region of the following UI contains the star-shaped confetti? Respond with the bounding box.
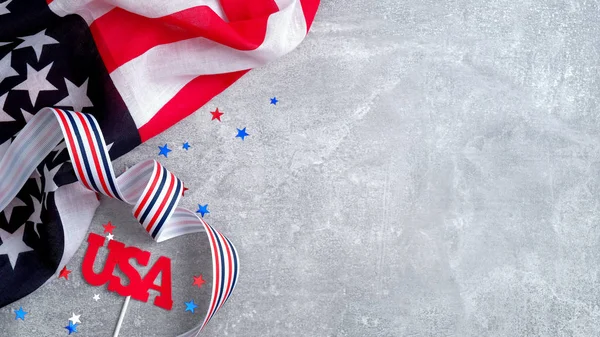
[182,142,191,150]
[106,233,114,241]
[270,97,278,105]
[93,294,100,301]
[158,144,171,158]
[65,321,78,334]
[236,127,249,141]
[182,184,189,197]
[196,204,210,217]
[193,275,206,288]
[14,307,27,320]
[210,108,224,121]
[102,221,116,234]
[185,300,198,313]
[59,266,71,280]
[68,313,81,325]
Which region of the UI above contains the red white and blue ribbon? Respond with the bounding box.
[0,107,239,335]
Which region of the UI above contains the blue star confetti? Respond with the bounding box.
[270,97,278,105]
[185,300,198,313]
[197,204,210,217]
[236,127,249,141]
[158,144,172,158]
[14,307,27,321]
[65,321,79,334]
[182,142,191,150]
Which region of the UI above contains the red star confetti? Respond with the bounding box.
[59,266,71,280]
[182,184,189,196]
[210,108,224,121]
[103,221,116,234]
[193,275,206,288]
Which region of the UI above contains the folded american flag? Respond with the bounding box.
[0,0,318,332]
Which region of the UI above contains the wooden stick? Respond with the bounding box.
[113,296,131,337]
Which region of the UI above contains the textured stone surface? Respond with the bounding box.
[4,0,600,335]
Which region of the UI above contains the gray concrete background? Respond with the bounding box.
[4,0,600,335]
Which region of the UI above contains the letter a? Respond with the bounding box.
[141,256,173,310]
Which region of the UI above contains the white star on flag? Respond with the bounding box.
[28,196,43,238]
[43,163,62,194]
[20,108,34,123]
[93,294,100,301]
[52,141,67,161]
[0,0,12,16]
[68,313,82,324]
[0,224,34,270]
[106,142,114,155]
[12,63,58,106]
[14,29,59,61]
[0,52,18,85]
[0,92,15,122]
[55,78,93,112]
[30,168,42,192]
[3,197,26,223]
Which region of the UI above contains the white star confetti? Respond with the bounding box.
[68,313,81,325]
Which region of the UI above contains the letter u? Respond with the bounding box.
[81,233,124,286]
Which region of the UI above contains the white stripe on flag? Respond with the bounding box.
[48,0,115,24]
[48,0,225,23]
[100,0,226,19]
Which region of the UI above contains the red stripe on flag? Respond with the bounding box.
[90,5,272,73]
[134,166,162,218]
[46,0,53,4]
[221,0,278,21]
[145,173,176,232]
[300,0,320,30]
[138,70,248,142]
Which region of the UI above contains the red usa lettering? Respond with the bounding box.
[81,233,173,310]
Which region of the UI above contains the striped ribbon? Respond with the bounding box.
[0,108,239,335]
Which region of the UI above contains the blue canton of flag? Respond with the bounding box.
[0,0,139,308]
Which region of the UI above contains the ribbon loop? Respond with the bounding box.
[0,107,239,335]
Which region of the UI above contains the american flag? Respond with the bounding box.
[0,0,318,330]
